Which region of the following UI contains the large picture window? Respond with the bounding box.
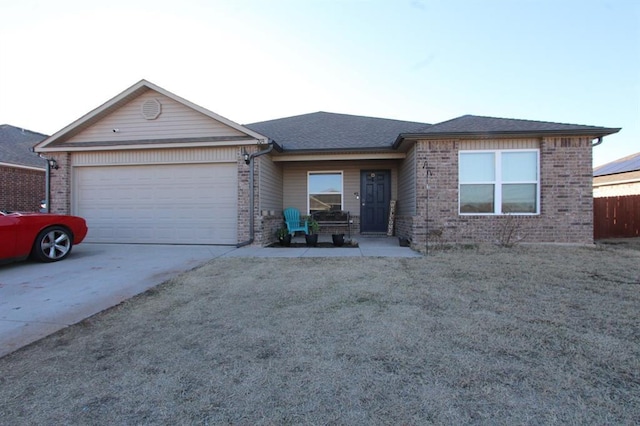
[459,150,539,215]
[308,171,343,213]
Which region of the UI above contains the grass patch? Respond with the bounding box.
[0,244,638,424]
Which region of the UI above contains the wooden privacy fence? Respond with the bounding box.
[593,195,640,239]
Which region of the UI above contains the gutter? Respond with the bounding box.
[237,142,275,247]
[394,128,621,149]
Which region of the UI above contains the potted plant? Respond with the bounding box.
[276,226,291,247]
[304,217,320,247]
[332,233,345,246]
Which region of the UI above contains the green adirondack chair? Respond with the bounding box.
[283,207,309,236]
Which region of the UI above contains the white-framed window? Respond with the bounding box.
[459,150,539,215]
[308,171,343,214]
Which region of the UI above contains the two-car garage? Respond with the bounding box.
[74,162,238,245]
[34,80,267,246]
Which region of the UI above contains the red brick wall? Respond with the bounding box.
[0,165,45,212]
[410,136,595,246]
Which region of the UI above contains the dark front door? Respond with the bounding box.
[360,170,391,233]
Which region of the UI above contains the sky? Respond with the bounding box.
[1,0,638,167]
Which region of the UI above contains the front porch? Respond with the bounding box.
[237,234,421,258]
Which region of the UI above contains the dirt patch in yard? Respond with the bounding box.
[0,243,638,424]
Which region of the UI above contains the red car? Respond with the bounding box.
[0,212,88,264]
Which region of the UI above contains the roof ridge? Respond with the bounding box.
[247,111,430,126]
[462,114,609,128]
[418,114,620,136]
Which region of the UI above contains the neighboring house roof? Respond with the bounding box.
[593,152,640,177]
[394,114,620,147]
[0,124,48,169]
[35,79,269,152]
[246,111,430,151]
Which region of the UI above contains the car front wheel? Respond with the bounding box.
[32,226,73,262]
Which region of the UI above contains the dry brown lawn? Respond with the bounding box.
[1,241,639,425]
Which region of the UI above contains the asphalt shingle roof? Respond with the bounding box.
[593,151,640,176]
[412,115,620,136]
[246,112,430,151]
[0,125,48,168]
[247,113,619,152]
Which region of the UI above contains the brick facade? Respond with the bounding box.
[44,136,596,246]
[237,146,271,246]
[406,136,594,247]
[0,165,45,211]
[258,213,284,246]
[237,147,251,244]
[48,153,72,215]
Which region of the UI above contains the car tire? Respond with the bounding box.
[32,226,73,262]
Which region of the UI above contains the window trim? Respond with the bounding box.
[458,149,540,216]
[307,170,344,214]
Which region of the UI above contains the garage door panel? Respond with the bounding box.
[76,164,237,244]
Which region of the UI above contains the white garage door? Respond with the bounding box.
[75,164,237,244]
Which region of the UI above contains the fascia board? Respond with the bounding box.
[34,80,150,152]
[0,161,46,171]
[271,152,405,162]
[35,79,271,152]
[394,128,622,148]
[142,80,270,143]
[37,140,262,152]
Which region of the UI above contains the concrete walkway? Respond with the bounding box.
[226,235,422,258]
[0,237,420,358]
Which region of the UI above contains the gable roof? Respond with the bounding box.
[0,124,48,169]
[35,79,269,152]
[594,151,640,177]
[246,112,430,152]
[395,114,620,146]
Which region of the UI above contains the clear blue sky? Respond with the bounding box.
[1,0,638,166]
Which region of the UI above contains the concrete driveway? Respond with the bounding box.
[0,243,235,358]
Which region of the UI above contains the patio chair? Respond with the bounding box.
[283,207,309,236]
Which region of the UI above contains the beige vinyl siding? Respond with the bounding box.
[259,155,283,212]
[397,144,417,215]
[282,160,399,214]
[459,138,539,150]
[72,147,238,166]
[65,90,246,144]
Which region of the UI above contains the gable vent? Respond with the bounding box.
[141,98,162,120]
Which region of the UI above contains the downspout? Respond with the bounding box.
[592,137,603,147]
[237,142,274,247]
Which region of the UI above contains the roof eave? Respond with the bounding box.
[0,161,46,171]
[277,146,397,154]
[394,127,622,148]
[269,140,284,153]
